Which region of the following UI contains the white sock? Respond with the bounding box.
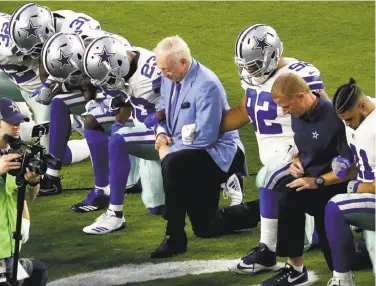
[67,139,90,164]
[260,216,278,252]
[46,168,60,177]
[333,270,352,280]
[96,185,110,196]
[108,204,123,212]
[292,264,304,273]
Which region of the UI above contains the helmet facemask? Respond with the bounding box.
[235,48,282,86]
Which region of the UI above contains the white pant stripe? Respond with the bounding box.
[124,134,155,143]
[339,201,375,211]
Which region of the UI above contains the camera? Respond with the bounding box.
[3,122,59,178]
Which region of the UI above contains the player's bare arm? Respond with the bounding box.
[356,180,376,194]
[38,60,49,83]
[220,96,250,132]
[81,79,97,102]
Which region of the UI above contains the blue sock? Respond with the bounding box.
[85,129,110,188]
[109,134,131,205]
[325,201,353,272]
[48,98,71,170]
[62,147,72,165]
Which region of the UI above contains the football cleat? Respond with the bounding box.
[262,263,308,286]
[232,243,277,274]
[327,275,355,286]
[83,210,126,235]
[222,173,244,206]
[38,174,62,196]
[72,189,109,213]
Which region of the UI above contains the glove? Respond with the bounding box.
[85,99,100,113]
[109,96,131,112]
[347,180,361,194]
[331,156,352,179]
[21,218,30,244]
[143,111,159,129]
[33,82,59,105]
[30,83,51,104]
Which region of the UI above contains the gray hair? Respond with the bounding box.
[154,35,192,64]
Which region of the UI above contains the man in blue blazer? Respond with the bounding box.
[150,36,246,258]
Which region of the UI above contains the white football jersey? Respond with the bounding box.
[53,10,101,37]
[124,47,162,122]
[345,97,376,182]
[79,29,131,48]
[241,58,325,165]
[0,13,41,92]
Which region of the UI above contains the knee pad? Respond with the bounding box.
[255,166,268,189]
[139,159,165,209]
[64,139,90,165]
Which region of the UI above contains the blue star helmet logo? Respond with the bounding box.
[252,34,272,55]
[94,46,115,66]
[53,50,73,70]
[20,20,41,39]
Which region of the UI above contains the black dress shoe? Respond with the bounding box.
[150,234,187,259]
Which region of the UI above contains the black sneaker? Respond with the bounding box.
[262,263,308,286]
[38,174,62,196]
[71,188,110,213]
[232,243,277,274]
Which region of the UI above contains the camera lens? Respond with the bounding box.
[28,158,47,175]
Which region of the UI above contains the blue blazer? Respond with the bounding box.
[157,59,243,173]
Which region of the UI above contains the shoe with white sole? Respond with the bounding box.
[232,243,277,274]
[83,210,126,235]
[262,263,308,286]
[327,274,356,286]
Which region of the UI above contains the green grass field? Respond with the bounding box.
[0,1,375,285]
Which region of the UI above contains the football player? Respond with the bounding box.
[38,32,167,221]
[77,35,165,234]
[0,4,103,194]
[8,3,103,195]
[39,30,143,203]
[325,78,375,285]
[222,24,329,274]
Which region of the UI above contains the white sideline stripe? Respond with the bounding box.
[47,260,319,286]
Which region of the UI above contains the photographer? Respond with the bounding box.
[0,98,47,286]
